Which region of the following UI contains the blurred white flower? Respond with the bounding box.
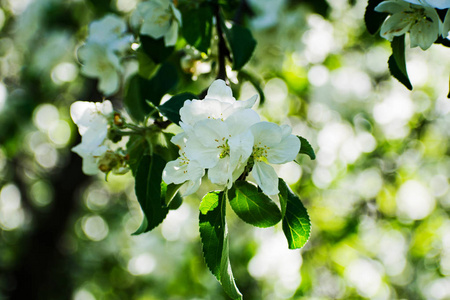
[131,0,182,47]
[249,122,300,195]
[443,9,450,37]
[375,0,441,50]
[71,100,117,175]
[86,14,133,51]
[78,44,122,95]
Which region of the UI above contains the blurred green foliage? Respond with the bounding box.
[0,0,450,299]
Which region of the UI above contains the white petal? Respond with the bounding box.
[266,134,300,164]
[443,9,450,37]
[379,12,412,41]
[233,94,258,110]
[375,1,409,13]
[229,130,254,167]
[252,161,279,196]
[98,69,120,95]
[225,109,260,135]
[206,79,236,104]
[179,99,231,125]
[423,0,450,8]
[170,3,182,25]
[164,21,179,46]
[162,158,190,184]
[250,122,282,147]
[409,11,440,49]
[141,20,170,39]
[208,157,231,186]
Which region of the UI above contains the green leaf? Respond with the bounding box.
[181,4,213,53]
[124,74,153,122]
[199,191,242,300]
[222,22,257,70]
[297,136,316,160]
[133,155,169,235]
[388,35,412,90]
[278,179,311,249]
[160,182,182,207]
[199,191,220,215]
[124,63,179,122]
[140,34,174,63]
[158,92,197,125]
[228,181,281,228]
[364,0,388,35]
[126,135,148,175]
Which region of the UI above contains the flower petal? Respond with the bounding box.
[208,157,232,186]
[266,134,300,164]
[205,79,236,104]
[250,122,282,147]
[252,161,279,195]
[375,1,409,14]
[409,10,440,49]
[164,20,179,46]
[379,12,412,41]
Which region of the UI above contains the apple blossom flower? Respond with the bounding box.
[131,0,182,47]
[375,0,441,50]
[71,100,122,175]
[184,109,260,187]
[247,122,300,196]
[78,44,122,95]
[162,133,205,196]
[86,14,133,52]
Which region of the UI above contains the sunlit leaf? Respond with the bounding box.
[228,181,281,228]
[278,178,311,249]
[133,155,169,234]
[199,191,242,299]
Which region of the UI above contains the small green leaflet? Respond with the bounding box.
[222,21,257,70]
[228,181,281,228]
[199,191,242,300]
[364,0,387,35]
[181,4,213,53]
[389,35,412,90]
[278,179,311,249]
[297,136,315,160]
[133,155,169,235]
[158,92,197,125]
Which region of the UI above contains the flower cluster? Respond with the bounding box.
[78,15,132,95]
[162,80,301,196]
[375,0,450,50]
[71,100,128,176]
[131,0,182,47]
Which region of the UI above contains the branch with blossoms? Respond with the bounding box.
[365,0,450,95]
[71,0,314,298]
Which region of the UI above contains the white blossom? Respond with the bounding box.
[443,9,450,37]
[248,122,300,196]
[131,0,182,47]
[79,14,132,95]
[375,0,441,50]
[78,44,122,95]
[162,133,205,196]
[70,100,114,175]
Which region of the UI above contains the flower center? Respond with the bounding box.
[252,142,270,162]
[215,137,230,159]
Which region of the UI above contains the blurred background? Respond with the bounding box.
[1,0,450,299]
